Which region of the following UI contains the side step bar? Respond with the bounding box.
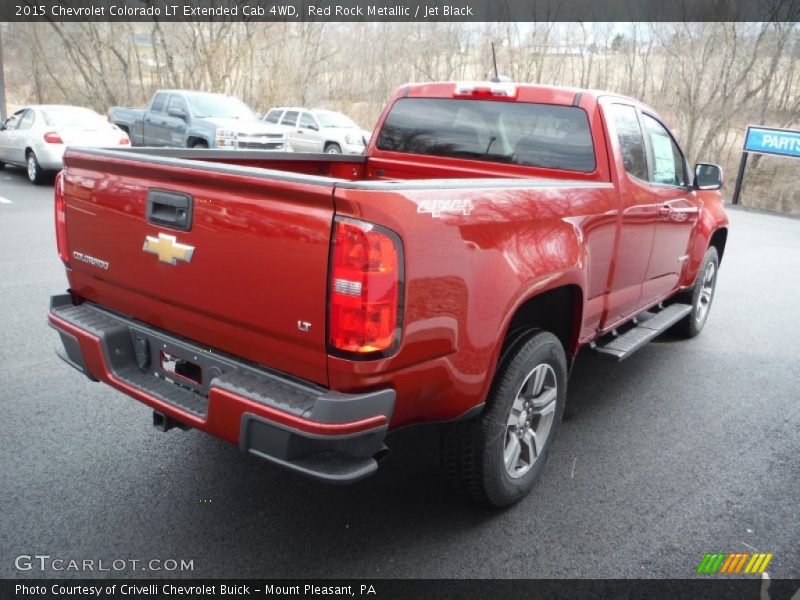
[591,303,692,361]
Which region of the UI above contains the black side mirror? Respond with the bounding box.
[306,123,319,131]
[168,107,187,121]
[694,163,723,190]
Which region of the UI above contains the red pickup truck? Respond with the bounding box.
[49,81,728,506]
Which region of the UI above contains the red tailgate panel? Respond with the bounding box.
[62,151,334,386]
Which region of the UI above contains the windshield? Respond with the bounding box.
[187,94,256,120]
[376,98,596,173]
[316,112,357,129]
[42,107,109,128]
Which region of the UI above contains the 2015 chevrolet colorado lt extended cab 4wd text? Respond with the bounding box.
[49,81,728,506]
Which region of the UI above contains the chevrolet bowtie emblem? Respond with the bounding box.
[143,233,195,265]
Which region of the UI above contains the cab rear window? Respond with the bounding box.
[376,98,596,173]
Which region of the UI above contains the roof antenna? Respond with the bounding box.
[491,42,500,82]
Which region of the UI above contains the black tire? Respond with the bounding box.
[438,330,568,507]
[324,143,342,154]
[674,246,719,338]
[191,140,209,149]
[26,151,46,185]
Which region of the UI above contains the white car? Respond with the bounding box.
[264,107,371,154]
[0,105,131,184]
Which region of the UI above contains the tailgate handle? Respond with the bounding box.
[146,189,193,231]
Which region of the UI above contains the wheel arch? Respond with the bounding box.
[709,227,728,263]
[503,284,584,358]
[489,282,584,392]
[187,135,210,148]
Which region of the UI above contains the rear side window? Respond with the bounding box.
[265,109,283,123]
[376,98,596,172]
[609,104,648,181]
[17,110,35,130]
[282,110,300,127]
[151,93,168,114]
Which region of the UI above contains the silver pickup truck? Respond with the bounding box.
[264,107,370,154]
[109,90,289,151]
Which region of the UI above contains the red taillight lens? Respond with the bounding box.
[329,217,403,355]
[54,171,69,264]
[44,131,63,144]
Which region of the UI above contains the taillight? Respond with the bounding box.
[44,131,63,144]
[329,217,403,356]
[54,171,69,264]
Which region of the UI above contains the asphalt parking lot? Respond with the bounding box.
[1,165,798,579]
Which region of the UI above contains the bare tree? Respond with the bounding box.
[5,21,798,213]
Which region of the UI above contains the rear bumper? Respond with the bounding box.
[48,293,394,483]
[33,142,66,171]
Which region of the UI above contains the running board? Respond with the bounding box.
[591,304,692,361]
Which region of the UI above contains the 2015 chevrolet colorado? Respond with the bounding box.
[49,81,728,506]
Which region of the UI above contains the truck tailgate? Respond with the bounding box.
[61,149,335,386]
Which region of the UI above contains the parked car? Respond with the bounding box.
[49,81,728,506]
[264,107,370,154]
[0,105,130,184]
[108,90,289,151]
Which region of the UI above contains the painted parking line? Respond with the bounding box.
[0,196,12,204]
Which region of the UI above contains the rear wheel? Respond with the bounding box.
[438,330,567,507]
[26,151,46,185]
[674,246,719,338]
[325,143,342,154]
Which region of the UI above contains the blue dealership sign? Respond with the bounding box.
[743,125,800,159]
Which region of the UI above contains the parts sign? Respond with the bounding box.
[743,125,800,159]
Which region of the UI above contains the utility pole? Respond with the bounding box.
[0,25,7,122]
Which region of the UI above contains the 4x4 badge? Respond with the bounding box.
[417,198,474,218]
[143,233,195,265]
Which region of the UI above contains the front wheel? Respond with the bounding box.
[27,151,46,185]
[438,330,567,507]
[325,143,342,154]
[674,246,719,338]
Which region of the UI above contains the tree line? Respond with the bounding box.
[5,21,799,213]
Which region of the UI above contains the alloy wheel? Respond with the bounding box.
[504,363,558,479]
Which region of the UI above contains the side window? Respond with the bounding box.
[609,104,648,181]
[281,110,299,128]
[167,94,188,114]
[641,114,688,187]
[265,110,282,124]
[150,93,168,114]
[299,112,317,130]
[4,110,25,130]
[17,110,35,130]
